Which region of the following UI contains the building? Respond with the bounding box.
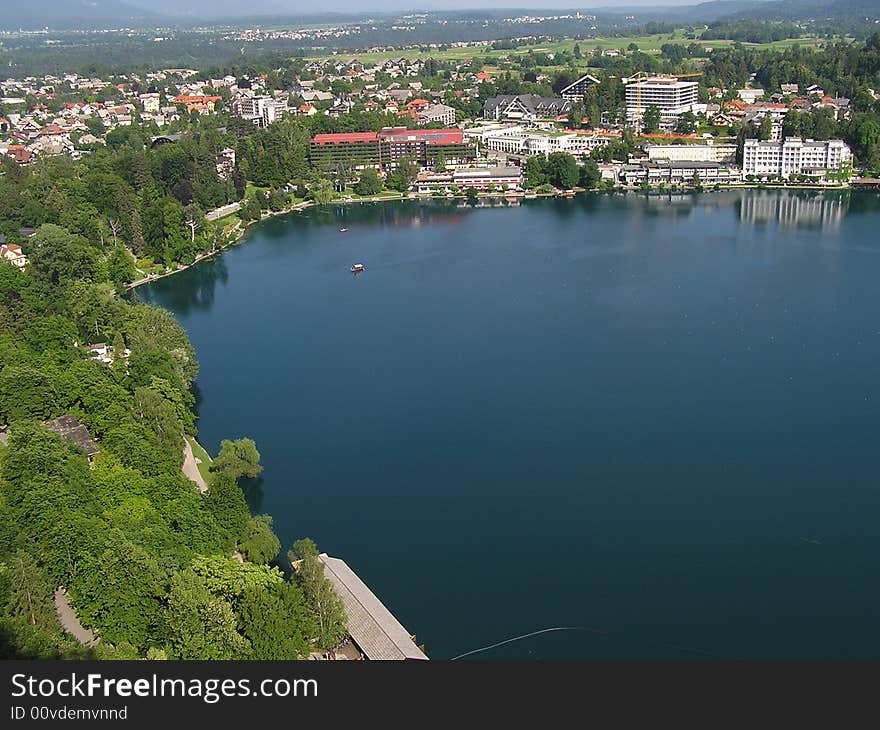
[625,77,699,130]
[216,148,236,180]
[645,143,737,164]
[742,138,853,179]
[44,415,99,460]
[233,95,284,128]
[483,94,571,122]
[138,93,161,114]
[417,103,456,127]
[309,127,475,172]
[559,73,601,102]
[0,242,27,268]
[477,126,610,159]
[172,94,221,113]
[620,159,742,187]
[317,554,428,660]
[414,166,522,193]
[737,88,765,104]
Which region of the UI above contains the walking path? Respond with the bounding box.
[54,588,98,647]
[182,437,208,493]
[206,201,242,221]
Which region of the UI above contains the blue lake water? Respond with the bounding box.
[140,190,880,658]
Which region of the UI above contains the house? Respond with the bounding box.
[5,145,32,165]
[0,242,27,268]
[216,148,236,180]
[297,103,318,116]
[483,94,571,122]
[559,73,600,102]
[737,88,765,104]
[44,415,99,459]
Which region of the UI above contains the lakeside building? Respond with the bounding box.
[619,159,742,187]
[645,143,738,164]
[559,73,601,102]
[309,127,475,172]
[316,554,428,661]
[625,76,699,130]
[477,125,611,159]
[483,94,571,122]
[742,138,852,179]
[413,166,522,193]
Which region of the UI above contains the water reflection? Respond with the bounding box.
[137,255,229,315]
[738,190,849,231]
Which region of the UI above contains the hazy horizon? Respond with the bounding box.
[125,0,709,17]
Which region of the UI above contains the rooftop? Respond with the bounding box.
[318,554,428,661]
[44,415,99,457]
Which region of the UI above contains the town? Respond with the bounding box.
[2,40,874,215]
[2,3,880,669]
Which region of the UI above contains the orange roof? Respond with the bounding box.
[475,72,490,81]
[173,94,221,104]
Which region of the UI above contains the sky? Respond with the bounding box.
[129,0,706,17]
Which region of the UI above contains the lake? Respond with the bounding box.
[140,190,880,659]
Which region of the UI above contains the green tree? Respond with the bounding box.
[642,105,662,134]
[675,111,698,135]
[237,582,312,660]
[524,156,548,188]
[289,538,347,650]
[27,225,91,287]
[579,159,602,189]
[309,179,335,205]
[212,438,263,480]
[240,516,281,564]
[204,473,250,550]
[355,168,383,196]
[546,152,580,189]
[166,570,249,660]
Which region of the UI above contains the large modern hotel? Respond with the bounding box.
[625,76,700,129]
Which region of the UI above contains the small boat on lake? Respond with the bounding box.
[351,263,365,273]
[339,227,349,233]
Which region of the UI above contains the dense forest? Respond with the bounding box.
[0,228,349,657]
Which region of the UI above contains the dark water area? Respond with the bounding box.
[139,190,880,658]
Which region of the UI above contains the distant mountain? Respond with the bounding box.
[729,0,880,18]
[4,0,159,30]
[125,0,288,18]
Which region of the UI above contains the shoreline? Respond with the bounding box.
[127,182,853,291]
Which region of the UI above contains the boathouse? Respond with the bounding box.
[318,554,428,660]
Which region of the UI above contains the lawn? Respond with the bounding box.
[304,32,831,66]
[187,436,213,484]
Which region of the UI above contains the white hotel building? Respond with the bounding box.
[625,77,700,130]
[466,125,610,158]
[742,138,852,178]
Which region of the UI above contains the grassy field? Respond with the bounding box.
[305,32,831,65]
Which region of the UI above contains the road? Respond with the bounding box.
[206,202,241,221]
[182,438,208,493]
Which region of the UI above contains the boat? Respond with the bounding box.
[351,263,365,273]
[339,227,349,233]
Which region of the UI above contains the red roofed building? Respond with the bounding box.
[172,94,222,112]
[310,127,473,172]
[6,145,32,164]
